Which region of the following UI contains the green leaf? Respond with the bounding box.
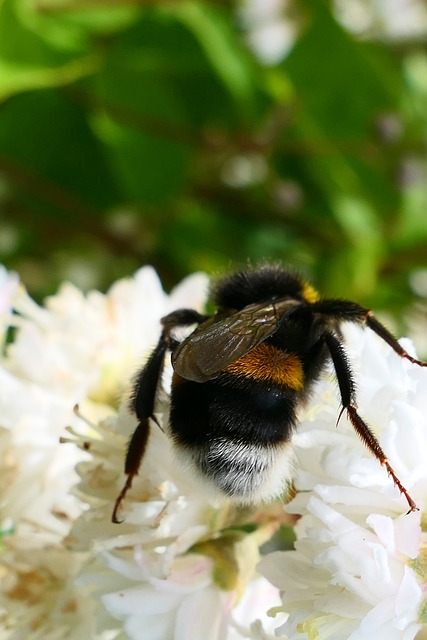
[0,0,96,99]
[285,5,399,139]
[92,112,189,204]
[0,89,119,211]
[31,1,140,37]
[280,5,402,252]
[171,1,258,114]
[92,9,254,127]
[91,27,194,203]
[0,0,70,65]
[0,55,97,101]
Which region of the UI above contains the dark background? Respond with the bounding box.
[1,0,426,348]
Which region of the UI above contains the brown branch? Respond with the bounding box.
[65,88,201,148]
[0,155,145,259]
[35,0,233,14]
[65,89,401,159]
[36,0,182,13]
[0,155,102,222]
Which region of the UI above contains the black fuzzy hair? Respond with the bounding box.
[211,264,307,311]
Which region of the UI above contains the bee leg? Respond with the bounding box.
[112,308,207,523]
[112,337,169,523]
[111,426,147,524]
[365,312,427,368]
[323,331,418,513]
[313,299,427,368]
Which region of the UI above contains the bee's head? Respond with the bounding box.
[212,264,318,311]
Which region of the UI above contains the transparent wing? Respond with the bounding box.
[171,298,299,382]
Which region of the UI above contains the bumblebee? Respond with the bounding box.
[112,264,426,523]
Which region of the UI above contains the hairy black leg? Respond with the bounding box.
[312,299,427,368]
[161,309,208,332]
[323,331,418,513]
[112,308,207,523]
[112,334,169,524]
[366,313,427,368]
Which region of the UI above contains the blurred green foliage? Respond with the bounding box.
[0,0,426,331]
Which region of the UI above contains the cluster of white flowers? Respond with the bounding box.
[238,0,299,65]
[0,265,426,640]
[259,323,427,639]
[239,0,427,66]
[334,0,427,40]
[0,265,282,639]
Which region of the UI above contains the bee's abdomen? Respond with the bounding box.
[169,373,298,501]
[170,374,298,447]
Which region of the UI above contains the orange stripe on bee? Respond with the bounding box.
[225,343,304,391]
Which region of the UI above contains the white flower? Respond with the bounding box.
[7,266,207,405]
[0,263,281,640]
[5,263,426,640]
[0,266,209,639]
[238,0,299,65]
[67,401,282,640]
[334,0,427,40]
[259,323,427,640]
[0,265,19,316]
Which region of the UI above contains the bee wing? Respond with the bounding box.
[171,298,299,382]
